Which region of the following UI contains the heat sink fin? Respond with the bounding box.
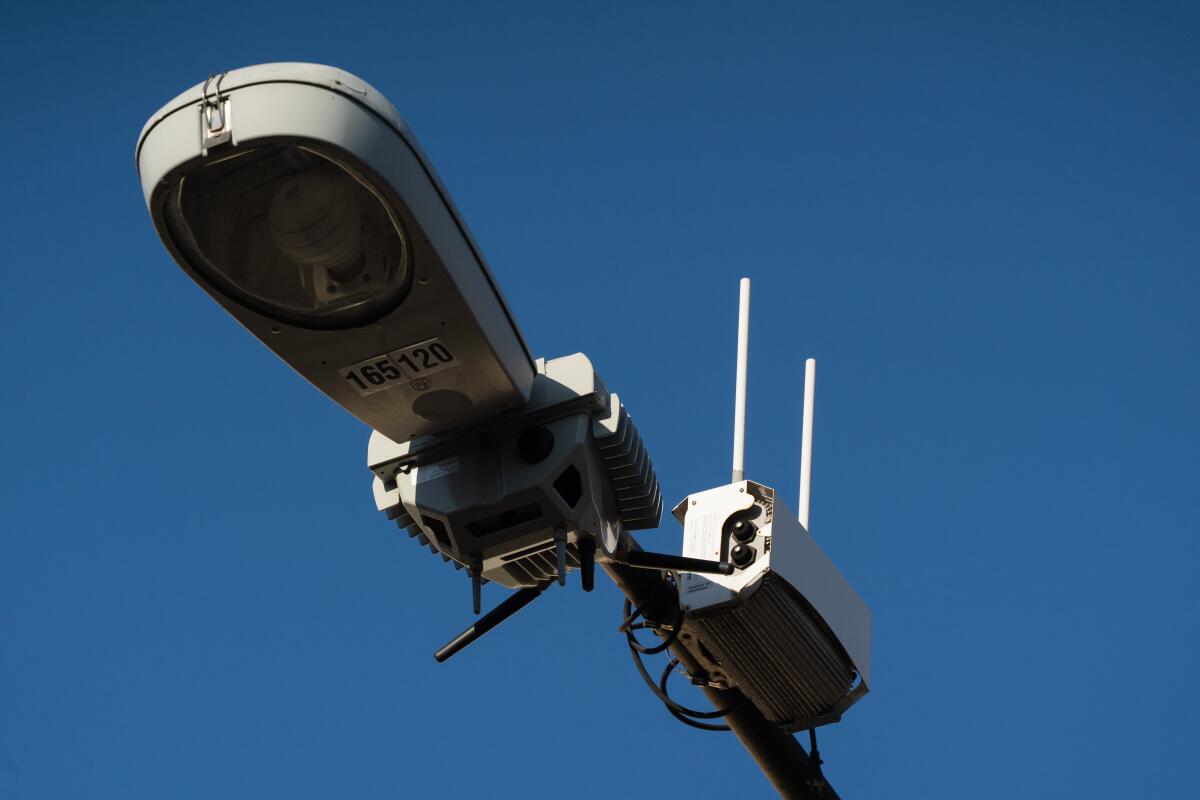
[687,576,856,730]
[593,395,662,530]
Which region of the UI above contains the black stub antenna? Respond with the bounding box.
[468,557,482,615]
[611,550,734,576]
[553,528,567,587]
[435,583,549,662]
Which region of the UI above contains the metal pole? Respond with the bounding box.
[732,278,751,482]
[602,555,838,799]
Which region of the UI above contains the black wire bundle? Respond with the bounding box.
[620,598,744,732]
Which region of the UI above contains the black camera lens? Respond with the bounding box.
[730,544,756,569]
[730,518,757,544]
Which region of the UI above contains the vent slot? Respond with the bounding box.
[593,400,662,530]
[422,517,453,550]
[553,465,583,508]
[466,503,542,537]
[499,542,582,587]
[502,541,556,563]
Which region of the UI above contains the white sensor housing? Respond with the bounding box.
[674,480,871,730]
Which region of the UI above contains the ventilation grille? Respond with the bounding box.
[389,512,469,572]
[594,402,662,530]
[389,510,578,586]
[687,576,855,729]
[497,541,581,586]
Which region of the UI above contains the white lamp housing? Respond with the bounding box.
[137,63,534,442]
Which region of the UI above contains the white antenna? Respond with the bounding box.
[798,357,816,529]
[731,278,751,483]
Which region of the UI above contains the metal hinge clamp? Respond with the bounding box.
[199,72,233,155]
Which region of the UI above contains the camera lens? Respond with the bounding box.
[730,518,757,544]
[730,544,756,569]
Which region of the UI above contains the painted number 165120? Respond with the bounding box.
[338,338,460,396]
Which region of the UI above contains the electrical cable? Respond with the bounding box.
[806,728,826,795]
[621,598,681,655]
[620,597,744,731]
[625,632,741,724]
[658,659,733,731]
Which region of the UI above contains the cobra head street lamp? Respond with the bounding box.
[137,63,535,442]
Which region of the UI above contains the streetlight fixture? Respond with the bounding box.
[136,63,870,798]
[137,63,534,443]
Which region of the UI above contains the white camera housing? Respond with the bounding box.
[674,480,871,730]
[136,63,534,441]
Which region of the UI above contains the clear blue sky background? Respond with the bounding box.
[1,2,1197,797]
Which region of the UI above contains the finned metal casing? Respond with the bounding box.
[137,63,534,441]
[370,354,662,588]
[674,481,871,730]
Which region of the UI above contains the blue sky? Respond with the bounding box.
[2,2,1198,797]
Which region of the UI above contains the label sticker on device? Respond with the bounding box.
[411,457,460,485]
[339,338,459,396]
[387,338,459,380]
[340,354,408,396]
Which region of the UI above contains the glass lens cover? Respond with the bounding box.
[166,144,410,328]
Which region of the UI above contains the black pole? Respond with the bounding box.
[602,557,838,800]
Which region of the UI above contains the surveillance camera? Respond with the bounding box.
[673,480,871,731]
[136,63,534,441]
[369,353,663,592]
